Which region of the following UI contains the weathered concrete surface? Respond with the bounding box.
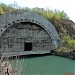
[0,11,61,50]
[2,50,51,57]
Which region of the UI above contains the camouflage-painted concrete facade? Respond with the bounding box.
[0,11,61,54]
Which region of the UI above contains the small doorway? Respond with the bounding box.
[24,42,32,51]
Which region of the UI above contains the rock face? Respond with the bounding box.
[51,19,75,38]
[50,19,75,59]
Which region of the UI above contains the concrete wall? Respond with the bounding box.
[0,11,62,53]
[1,22,52,52]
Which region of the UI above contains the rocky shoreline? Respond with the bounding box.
[52,50,75,59]
[0,60,17,75]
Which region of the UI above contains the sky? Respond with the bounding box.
[0,0,75,22]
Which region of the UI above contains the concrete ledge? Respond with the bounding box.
[2,50,50,57]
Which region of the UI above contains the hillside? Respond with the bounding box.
[51,19,75,54]
[0,3,75,53]
[51,19,75,38]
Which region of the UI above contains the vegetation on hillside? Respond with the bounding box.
[0,3,69,20]
[0,2,75,52]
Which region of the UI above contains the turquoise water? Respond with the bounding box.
[10,55,75,75]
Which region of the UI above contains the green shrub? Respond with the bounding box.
[0,3,69,21]
[62,35,75,50]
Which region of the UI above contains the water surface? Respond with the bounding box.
[10,55,75,75]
